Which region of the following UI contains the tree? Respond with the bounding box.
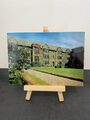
[14,46,31,70]
[8,44,31,85]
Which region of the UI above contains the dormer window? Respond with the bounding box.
[34,47,39,54]
[43,48,49,53]
[57,47,62,54]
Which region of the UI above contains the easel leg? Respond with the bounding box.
[25,91,32,100]
[58,92,64,102]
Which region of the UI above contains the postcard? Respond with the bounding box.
[7,32,85,86]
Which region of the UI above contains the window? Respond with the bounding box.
[57,56,62,59]
[43,48,49,53]
[45,61,49,64]
[43,61,49,64]
[58,62,62,66]
[66,49,70,53]
[34,47,39,54]
[35,56,39,62]
[57,47,62,54]
[43,54,49,59]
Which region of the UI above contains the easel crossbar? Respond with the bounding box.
[24,85,65,92]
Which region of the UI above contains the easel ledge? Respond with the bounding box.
[24,85,66,102]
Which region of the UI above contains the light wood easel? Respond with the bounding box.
[24,26,66,102]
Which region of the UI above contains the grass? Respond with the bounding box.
[32,67,84,80]
[21,70,50,85]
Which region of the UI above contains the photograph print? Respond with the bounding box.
[7,32,85,86]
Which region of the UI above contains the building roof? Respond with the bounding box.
[7,35,71,52]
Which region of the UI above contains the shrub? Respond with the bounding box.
[55,65,61,68]
[31,62,42,67]
[9,67,23,85]
[24,63,31,69]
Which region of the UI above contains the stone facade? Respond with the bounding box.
[29,43,70,67]
[8,36,71,67]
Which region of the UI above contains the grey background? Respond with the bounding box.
[0,69,90,120]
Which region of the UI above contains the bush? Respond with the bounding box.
[24,63,31,69]
[9,67,23,85]
[31,62,42,67]
[8,45,31,85]
[55,65,61,68]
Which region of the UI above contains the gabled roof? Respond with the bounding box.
[7,35,71,52]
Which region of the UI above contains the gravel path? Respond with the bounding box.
[27,69,83,86]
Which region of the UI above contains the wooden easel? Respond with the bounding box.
[24,26,66,102]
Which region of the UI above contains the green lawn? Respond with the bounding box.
[32,67,84,80]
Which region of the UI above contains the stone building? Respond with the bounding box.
[8,36,71,67]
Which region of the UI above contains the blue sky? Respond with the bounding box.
[7,32,85,49]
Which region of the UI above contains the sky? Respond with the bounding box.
[7,32,85,49]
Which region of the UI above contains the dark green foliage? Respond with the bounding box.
[55,65,61,68]
[23,63,31,69]
[9,67,22,85]
[8,44,31,85]
[15,46,31,70]
[31,62,42,67]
